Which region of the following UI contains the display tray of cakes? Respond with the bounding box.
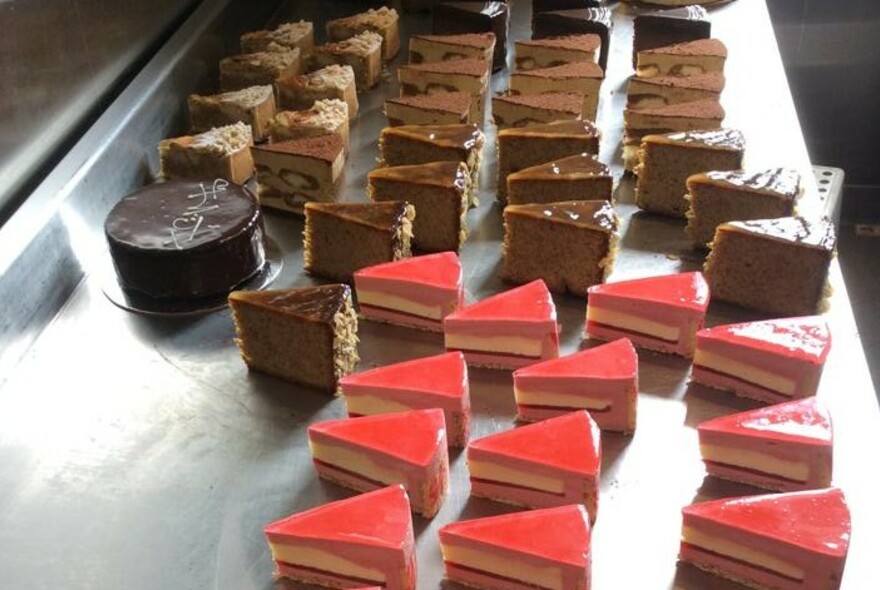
[94,0,867,589]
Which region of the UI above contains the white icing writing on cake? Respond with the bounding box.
[170,179,228,250]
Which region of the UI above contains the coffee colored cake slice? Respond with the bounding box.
[704,216,836,316]
[304,201,415,282]
[432,2,509,71]
[312,31,384,90]
[514,34,601,70]
[368,161,472,252]
[627,72,724,108]
[268,98,350,151]
[497,119,600,203]
[409,32,496,66]
[188,85,276,142]
[159,122,254,185]
[219,48,301,92]
[492,92,585,129]
[326,7,400,61]
[637,38,727,79]
[686,168,801,248]
[384,92,473,126]
[251,134,345,213]
[228,284,359,393]
[632,6,711,68]
[506,153,611,206]
[275,64,359,119]
[398,58,490,123]
[634,128,745,217]
[241,21,314,55]
[503,200,618,296]
[509,61,604,120]
[532,7,612,71]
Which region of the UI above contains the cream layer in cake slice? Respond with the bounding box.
[509,61,604,121]
[626,72,724,108]
[637,38,727,78]
[409,32,496,65]
[514,338,638,433]
[492,92,586,129]
[384,92,473,126]
[308,409,449,518]
[264,485,415,590]
[586,271,710,358]
[467,411,601,522]
[398,58,490,123]
[514,34,600,70]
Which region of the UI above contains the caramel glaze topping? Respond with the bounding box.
[234,284,351,323]
[697,168,801,199]
[499,119,600,138]
[383,124,484,151]
[653,128,745,151]
[306,200,412,233]
[512,153,610,180]
[508,199,618,233]
[369,161,468,191]
[724,216,836,251]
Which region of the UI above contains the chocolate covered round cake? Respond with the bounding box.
[105,179,267,300]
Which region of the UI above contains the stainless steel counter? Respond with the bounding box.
[0,1,877,589]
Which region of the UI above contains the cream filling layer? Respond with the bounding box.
[269,543,386,582]
[468,459,564,494]
[310,440,402,484]
[442,544,564,590]
[358,288,443,320]
[694,349,796,395]
[587,306,680,342]
[344,394,414,416]
[700,444,808,482]
[681,526,804,581]
[515,387,611,411]
[446,333,542,357]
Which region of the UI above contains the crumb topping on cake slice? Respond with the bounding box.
[320,30,383,55]
[178,122,253,155]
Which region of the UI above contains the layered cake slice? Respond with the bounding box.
[219,48,301,91]
[398,58,490,122]
[268,98,350,151]
[159,122,254,185]
[228,284,359,393]
[340,351,471,447]
[353,251,464,332]
[514,338,638,433]
[241,21,314,55]
[251,134,345,213]
[308,409,450,517]
[188,85,276,142]
[312,31,384,90]
[637,38,727,79]
[586,271,710,357]
[492,92,585,128]
[467,411,601,521]
[680,488,851,590]
[532,7,612,71]
[626,72,725,108]
[704,217,836,316]
[514,34,600,70]
[692,315,831,403]
[444,279,560,369]
[326,6,400,61]
[409,32,495,66]
[384,92,473,126]
[634,128,745,217]
[304,201,414,282]
[276,64,359,119]
[686,168,801,249]
[502,200,618,296]
[509,61,604,120]
[264,485,415,589]
[431,2,509,71]
[698,397,833,492]
[439,504,591,590]
[368,161,472,252]
[632,6,711,68]
[506,153,611,206]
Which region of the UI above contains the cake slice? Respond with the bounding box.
[686,167,801,248]
[398,58,490,122]
[384,92,473,126]
[532,7,612,71]
[514,338,638,432]
[467,411,601,521]
[698,397,833,492]
[251,134,345,213]
[586,271,710,357]
[264,485,415,590]
[276,64,359,119]
[514,34,600,70]
[228,284,359,393]
[637,38,727,79]
[444,279,560,369]
[312,31,384,90]
[626,72,725,108]
[634,128,745,217]
[680,488,850,590]
[242,21,314,55]
[188,85,276,142]
[693,315,831,404]
[632,6,711,68]
[704,216,836,316]
[219,48,301,92]
[503,200,618,296]
[431,2,509,71]
[353,251,464,332]
[440,504,591,590]
[368,161,472,252]
[340,351,471,447]
[326,7,400,61]
[509,61,604,120]
[308,409,450,517]
[158,122,254,185]
[268,98,350,151]
[492,92,585,128]
[408,32,496,66]
[506,153,611,206]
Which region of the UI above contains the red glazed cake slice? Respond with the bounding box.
[698,397,833,492]
[692,316,831,403]
[308,409,449,518]
[467,411,601,522]
[264,485,416,590]
[353,252,464,332]
[514,338,638,433]
[586,271,710,357]
[679,488,851,590]
[340,352,471,447]
[439,504,591,590]
[444,279,560,369]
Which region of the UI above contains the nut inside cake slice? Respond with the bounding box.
[242,21,314,55]
[268,98,350,151]
[159,122,254,185]
[492,92,586,129]
[637,38,727,79]
[509,61,604,120]
[275,64,359,119]
[188,85,276,142]
[219,47,301,92]
[397,58,490,123]
[383,92,473,127]
[312,31,384,90]
[626,72,725,109]
[408,32,496,66]
[506,153,612,206]
[514,34,601,70]
[326,7,400,61]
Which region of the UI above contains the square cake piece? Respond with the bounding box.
[275,64,359,119]
[432,2,509,71]
[632,6,711,67]
[398,58,490,123]
[635,128,745,218]
[326,7,400,61]
[492,92,585,128]
[627,72,724,109]
[304,201,415,282]
[503,200,618,296]
[704,216,836,316]
[219,48,300,91]
[241,21,314,55]
[532,7,612,71]
[507,153,611,206]
[509,61,604,120]
[159,122,254,185]
[268,98,350,151]
[409,32,495,65]
[188,85,276,143]
[312,31,384,90]
[384,92,473,126]
[514,34,601,70]
[637,38,727,78]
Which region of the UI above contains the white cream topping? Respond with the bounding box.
[358,288,443,320]
[269,543,386,581]
[446,333,542,357]
[681,526,804,581]
[468,459,564,494]
[700,444,809,482]
[441,544,564,590]
[694,349,796,395]
[514,387,611,412]
[587,306,680,342]
[309,440,403,484]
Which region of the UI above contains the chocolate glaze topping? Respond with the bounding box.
[499,118,600,137]
[242,284,351,323]
[700,168,801,198]
[657,128,745,150]
[725,216,836,251]
[512,153,610,179]
[370,161,468,190]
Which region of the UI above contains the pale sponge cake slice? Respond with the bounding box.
[506,153,611,206]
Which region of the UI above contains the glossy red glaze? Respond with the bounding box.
[354,251,463,289]
[587,271,710,312]
[698,397,832,446]
[697,315,831,364]
[340,352,467,399]
[514,338,637,380]
[446,280,557,323]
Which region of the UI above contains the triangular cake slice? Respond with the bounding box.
[693,315,831,403]
[624,99,726,165]
[397,58,489,122]
[680,488,851,590]
[509,61,604,119]
[431,3,508,71]
[532,7,612,71]
[507,153,612,206]
[264,485,416,589]
[514,338,638,432]
[439,504,591,590]
[353,251,464,331]
[384,91,473,126]
[632,6,711,68]
[408,32,496,66]
[627,72,725,109]
[303,201,415,282]
[492,92,585,129]
[514,34,601,70]
[586,271,710,357]
[445,279,560,369]
[340,351,471,447]
[308,409,449,517]
[637,38,727,79]
[228,285,358,393]
[467,411,602,522]
[698,397,833,491]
